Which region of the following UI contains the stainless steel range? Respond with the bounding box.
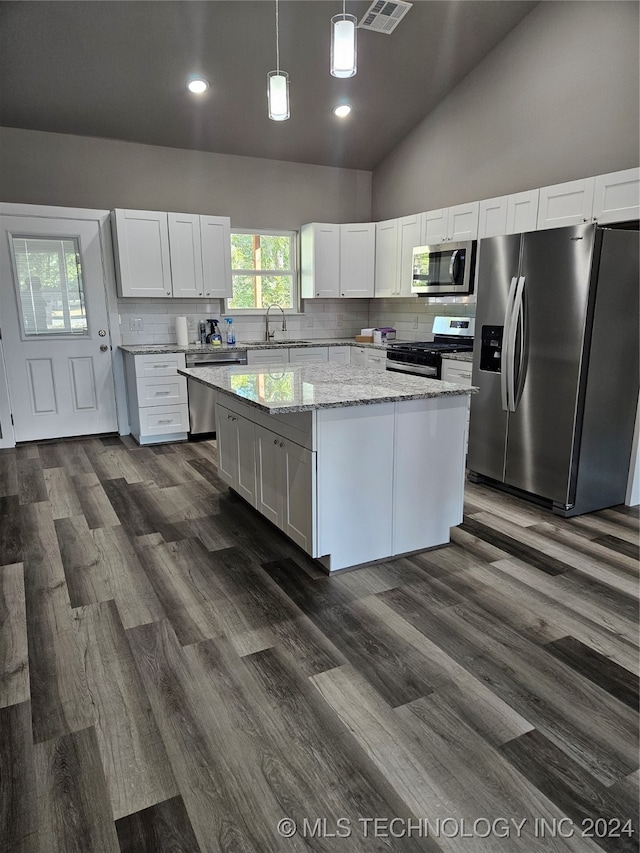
[386,316,475,378]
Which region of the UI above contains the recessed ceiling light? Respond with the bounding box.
[187,78,209,94]
[333,104,352,118]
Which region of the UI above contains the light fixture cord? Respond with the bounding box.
[275,0,280,73]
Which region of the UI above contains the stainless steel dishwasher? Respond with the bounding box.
[186,350,247,436]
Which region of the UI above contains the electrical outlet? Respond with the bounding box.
[413,315,419,329]
[129,317,144,331]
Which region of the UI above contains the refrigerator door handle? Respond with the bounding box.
[506,276,526,411]
[512,276,527,411]
[501,276,519,411]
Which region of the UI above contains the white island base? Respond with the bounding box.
[213,389,468,572]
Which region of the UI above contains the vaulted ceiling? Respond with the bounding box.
[0,1,538,171]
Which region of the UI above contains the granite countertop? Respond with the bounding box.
[441,352,473,363]
[179,363,476,414]
[119,339,389,355]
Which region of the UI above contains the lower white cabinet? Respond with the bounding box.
[247,348,289,365]
[328,346,350,364]
[365,350,388,370]
[216,403,257,505]
[350,346,366,367]
[289,347,328,364]
[123,352,189,444]
[255,423,314,552]
[441,357,472,452]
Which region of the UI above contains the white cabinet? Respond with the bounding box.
[374,213,423,298]
[350,346,366,367]
[123,352,189,444]
[424,202,479,243]
[301,223,340,298]
[339,223,376,297]
[216,403,257,505]
[374,219,399,298]
[441,357,472,453]
[365,350,388,371]
[113,208,232,299]
[537,178,595,230]
[289,347,328,364]
[113,209,172,298]
[247,348,289,366]
[592,168,640,224]
[255,424,315,552]
[301,222,375,299]
[478,190,540,238]
[328,346,350,364]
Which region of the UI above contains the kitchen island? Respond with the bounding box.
[180,362,476,572]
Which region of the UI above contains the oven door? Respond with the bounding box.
[411,240,476,296]
[386,359,439,379]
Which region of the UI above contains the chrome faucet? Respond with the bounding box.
[265,304,287,341]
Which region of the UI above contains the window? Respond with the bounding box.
[10,236,88,336]
[227,230,297,311]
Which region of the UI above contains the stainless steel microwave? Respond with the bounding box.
[411,240,477,296]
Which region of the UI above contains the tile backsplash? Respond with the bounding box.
[116,296,474,346]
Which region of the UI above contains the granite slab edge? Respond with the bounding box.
[119,339,389,355]
[442,352,473,363]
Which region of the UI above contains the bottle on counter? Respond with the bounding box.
[199,321,207,345]
[209,318,222,346]
[224,317,236,345]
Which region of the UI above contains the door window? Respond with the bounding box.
[10,235,89,336]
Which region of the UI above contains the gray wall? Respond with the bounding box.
[372,1,640,220]
[0,127,372,229]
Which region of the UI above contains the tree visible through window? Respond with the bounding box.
[228,230,296,310]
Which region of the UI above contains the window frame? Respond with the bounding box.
[224,227,300,315]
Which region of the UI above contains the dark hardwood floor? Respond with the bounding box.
[1,434,638,852]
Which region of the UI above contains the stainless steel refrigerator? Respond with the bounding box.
[467,223,639,516]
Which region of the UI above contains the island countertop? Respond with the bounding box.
[179,362,476,414]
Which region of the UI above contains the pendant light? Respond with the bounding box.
[331,1,357,78]
[267,0,290,121]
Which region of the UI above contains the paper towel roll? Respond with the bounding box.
[175,316,189,347]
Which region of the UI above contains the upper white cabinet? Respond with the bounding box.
[113,209,172,298]
[339,223,376,298]
[374,213,424,298]
[113,208,232,299]
[592,168,640,224]
[536,178,595,230]
[478,190,539,238]
[301,222,375,299]
[424,202,479,243]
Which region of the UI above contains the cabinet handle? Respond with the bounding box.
[153,364,170,368]
[280,442,285,448]
[155,391,171,395]
[273,438,278,445]
[167,291,171,295]
[157,419,174,424]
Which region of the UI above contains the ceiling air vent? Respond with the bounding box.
[358,0,412,34]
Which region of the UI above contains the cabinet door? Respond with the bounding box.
[281,439,315,553]
[350,346,366,367]
[328,346,350,364]
[506,189,539,234]
[235,414,257,506]
[289,347,328,363]
[424,208,448,243]
[201,215,233,298]
[168,212,203,298]
[374,219,399,297]
[113,209,172,298]
[448,202,479,241]
[398,213,424,297]
[255,424,283,526]
[592,168,640,224]
[216,405,238,486]
[478,197,508,239]
[441,359,472,385]
[301,223,340,298]
[365,350,387,370]
[247,349,289,365]
[537,178,595,229]
[340,223,375,298]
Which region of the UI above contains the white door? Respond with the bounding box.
[0,216,118,442]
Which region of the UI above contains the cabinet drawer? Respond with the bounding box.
[136,375,187,407]
[247,349,289,365]
[139,404,189,435]
[134,352,186,378]
[441,361,472,385]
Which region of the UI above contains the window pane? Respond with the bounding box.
[228,275,293,310]
[230,233,291,271]
[12,236,88,336]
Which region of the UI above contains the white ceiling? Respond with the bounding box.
[0,1,538,171]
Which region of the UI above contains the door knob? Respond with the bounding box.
[100,344,109,352]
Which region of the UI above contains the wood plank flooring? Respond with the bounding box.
[0,435,638,852]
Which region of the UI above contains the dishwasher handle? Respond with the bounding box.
[186,353,247,367]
